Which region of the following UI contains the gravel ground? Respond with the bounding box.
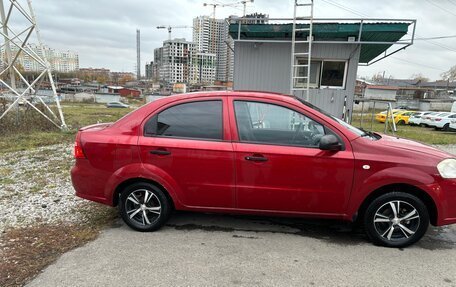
[0,144,97,234]
[435,144,456,156]
[0,143,455,235]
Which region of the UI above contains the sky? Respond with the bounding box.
[9,0,456,80]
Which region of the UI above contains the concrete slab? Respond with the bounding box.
[27,212,456,286]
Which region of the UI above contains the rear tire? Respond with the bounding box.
[397,120,405,125]
[364,192,429,248]
[119,182,172,232]
[443,123,450,131]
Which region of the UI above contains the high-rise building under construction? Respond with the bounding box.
[193,16,233,83]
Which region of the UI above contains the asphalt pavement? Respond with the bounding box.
[27,211,456,287]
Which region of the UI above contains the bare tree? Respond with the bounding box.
[411,73,429,83]
[441,65,456,81]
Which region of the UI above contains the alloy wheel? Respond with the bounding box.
[373,200,420,242]
[124,189,162,226]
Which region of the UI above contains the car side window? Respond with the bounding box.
[234,101,327,147]
[144,100,223,140]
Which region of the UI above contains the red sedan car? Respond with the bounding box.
[71,91,456,247]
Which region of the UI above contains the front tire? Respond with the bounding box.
[364,192,429,248]
[119,182,172,232]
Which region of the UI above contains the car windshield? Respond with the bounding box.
[295,97,367,138]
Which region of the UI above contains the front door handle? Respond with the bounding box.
[245,155,268,162]
[150,149,171,156]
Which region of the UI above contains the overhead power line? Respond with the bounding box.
[425,0,456,17]
[414,35,456,40]
[319,0,368,17]
[319,0,456,54]
[391,57,446,72]
[318,0,454,72]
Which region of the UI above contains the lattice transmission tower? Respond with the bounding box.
[0,0,66,129]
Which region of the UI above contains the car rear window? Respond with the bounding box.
[144,100,223,140]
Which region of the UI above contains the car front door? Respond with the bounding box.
[230,98,354,215]
[138,98,235,208]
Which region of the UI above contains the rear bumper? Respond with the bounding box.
[71,160,112,206]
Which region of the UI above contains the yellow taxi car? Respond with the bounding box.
[375,110,414,124]
[394,110,415,125]
[375,109,399,123]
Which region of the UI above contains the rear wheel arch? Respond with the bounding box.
[356,183,438,226]
[113,178,175,210]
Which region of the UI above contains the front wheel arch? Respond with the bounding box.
[356,183,438,226]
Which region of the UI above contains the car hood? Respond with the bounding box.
[374,134,454,159]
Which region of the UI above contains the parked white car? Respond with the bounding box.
[428,112,451,128]
[432,113,456,131]
[421,112,443,126]
[449,118,456,131]
[409,111,432,126]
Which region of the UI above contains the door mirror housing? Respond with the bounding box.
[319,134,342,151]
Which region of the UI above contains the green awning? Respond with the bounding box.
[229,23,410,63]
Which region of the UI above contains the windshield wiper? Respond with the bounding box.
[359,128,377,138]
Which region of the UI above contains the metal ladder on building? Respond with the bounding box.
[290,0,314,102]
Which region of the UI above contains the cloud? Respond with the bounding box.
[4,0,455,80]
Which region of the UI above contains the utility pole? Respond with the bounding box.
[0,0,66,129]
[137,29,141,80]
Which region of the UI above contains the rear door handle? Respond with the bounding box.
[150,149,171,156]
[245,155,268,162]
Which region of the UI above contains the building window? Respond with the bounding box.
[295,60,321,88]
[320,61,347,88]
[294,59,347,89]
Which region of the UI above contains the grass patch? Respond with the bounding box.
[0,131,75,154]
[0,167,13,177]
[0,103,132,154]
[351,115,456,145]
[0,206,117,287]
[0,178,15,185]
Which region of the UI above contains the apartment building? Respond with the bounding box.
[161,38,195,84]
[190,52,216,84]
[193,16,232,82]
[153,47,163,82]
[1,43,79,73]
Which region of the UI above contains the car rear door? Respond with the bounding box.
[138,97,235,208]
[229,97,354,215]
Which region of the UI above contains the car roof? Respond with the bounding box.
[152,91,298,106]
[166,90,292,99]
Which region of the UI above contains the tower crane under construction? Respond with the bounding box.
[156,25,193,40]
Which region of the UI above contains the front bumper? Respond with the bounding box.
[432,178,456,226]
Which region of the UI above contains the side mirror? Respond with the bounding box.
[319,134,342,151]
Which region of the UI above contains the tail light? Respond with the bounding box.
[435,118,442,122]
[74,132,86,159]
[74,141,86,159]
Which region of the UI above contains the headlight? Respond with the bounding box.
[437,159,456,179]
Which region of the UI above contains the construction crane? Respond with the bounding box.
[203,0,253,18]
[156,25,193,40]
